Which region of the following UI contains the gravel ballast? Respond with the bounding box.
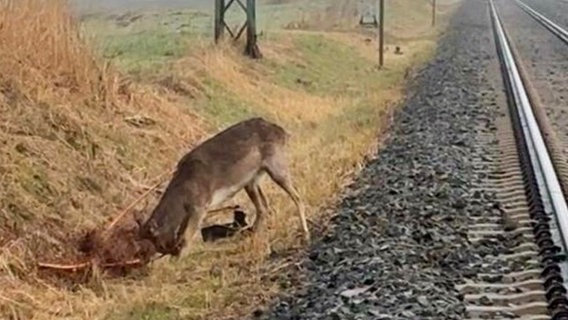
[254,1,509,319]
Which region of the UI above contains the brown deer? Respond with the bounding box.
[138,117,310,257]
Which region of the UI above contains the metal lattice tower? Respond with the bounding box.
[214,0,262,59]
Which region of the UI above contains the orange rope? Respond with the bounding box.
[37,259,144,271]
[104,169,175,233]
[37,261,91,271]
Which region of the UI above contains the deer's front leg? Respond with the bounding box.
[177,205,207,258]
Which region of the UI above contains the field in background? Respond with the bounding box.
[0,0,461,319]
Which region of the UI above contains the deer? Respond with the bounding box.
[138,117,310,257]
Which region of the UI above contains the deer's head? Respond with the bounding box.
[138,217,184,256]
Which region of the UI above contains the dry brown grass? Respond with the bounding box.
[0,0,208,317]
[0,0,461,319]
[178,45,344,123]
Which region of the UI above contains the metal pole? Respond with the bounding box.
[378,0,384,68]
[214,0,225,42]
[245,0,262,58]
[432,0,436,27]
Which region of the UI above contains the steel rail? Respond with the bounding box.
[489,0,568,320]
[515,0,568,44]
[489,0,568,255]
[489,0,568,316]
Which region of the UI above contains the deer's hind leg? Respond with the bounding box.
[264,151,310,242]
[257,184,271,214]
[245,180,268,235]
[244,180,271,255]
[250,171,270,214]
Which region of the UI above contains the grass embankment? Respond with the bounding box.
[0,0,460,318]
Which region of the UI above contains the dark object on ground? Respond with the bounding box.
[395,46,403,55]
[201,209,248,242]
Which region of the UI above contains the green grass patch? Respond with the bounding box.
[99,30,187,73]
[195,78,261,127]
[265,34,378,95]
[82,10,211,74]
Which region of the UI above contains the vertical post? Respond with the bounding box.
[214,0,225,43]
[431,0,436,27]
[245,0,262,58]
[378,0,384,68]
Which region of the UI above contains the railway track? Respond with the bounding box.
[460,0,568,319]
[514,0,568,44]
[260,0,568,318]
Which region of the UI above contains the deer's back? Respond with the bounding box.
[174,117,288,194]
